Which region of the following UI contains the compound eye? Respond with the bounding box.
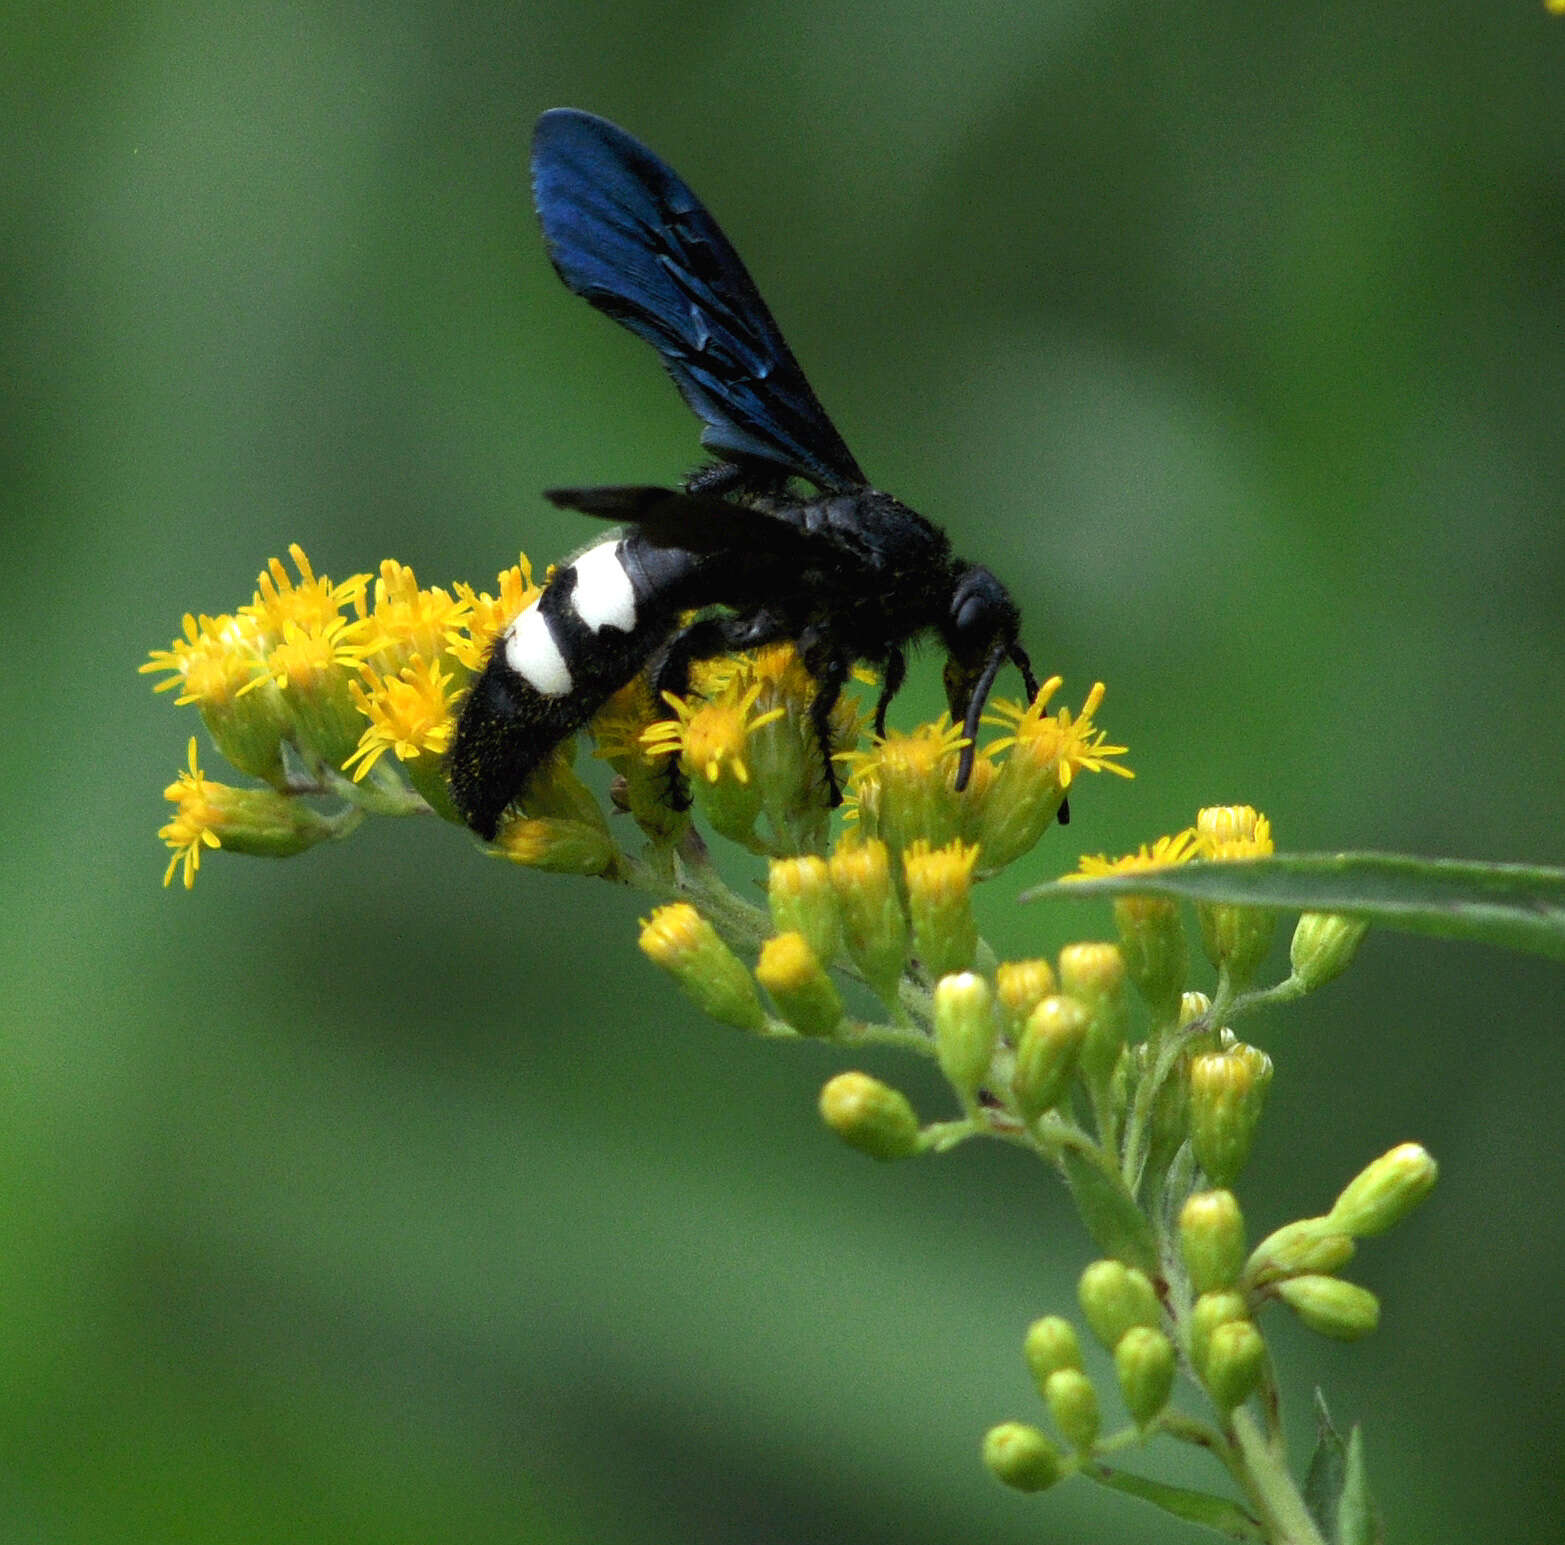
[952,592,989,642]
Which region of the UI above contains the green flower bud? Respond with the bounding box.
[974,730,1069,872]
[200,677,291,786]
[498,816,617,877]
[1114,1326,1176,1429]
[1112,894,1188,1023]
[982,1422,1063,1492]
[1179,1190,1247,1295]
[818,1071,921,1160]
[1326,1143,1439,1238]
[1177,990,1221,1056]
[1012,995,1088,1120]
[768,855,841,968]
[638,904,767,1032]
[1274,1275,1380,1340]
[1244,1217,1356,1288]
[692,756,765,849]
[272,645,366,772]
[1196,900,1277,994]
[1044,1368,1100,1454]
[1188,1043,1273,1187]
[1023,1316,1082,1390]
[934,972,998,1101]
[1203,1318,1267,1411]
[1194,806,1277,993]
[995,958,1057,1041]
[756,931,844,1037]
[1289,912,1370,992]
[1058,942,1129,1105]
[1188,1290,1250,1376]
[519,744,607,829]
[1078,1260,1161,1350]
[904,838,980,978]
[827,839,908,1010]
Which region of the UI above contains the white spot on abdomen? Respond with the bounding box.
[570,541,637,633]
[504,602,573,696]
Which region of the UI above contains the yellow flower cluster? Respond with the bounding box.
[144,544,537,884]
[146,543,1134,889]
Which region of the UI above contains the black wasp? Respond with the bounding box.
[448,108,1042,841]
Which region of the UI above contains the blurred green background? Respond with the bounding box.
[6,1,1563,1540]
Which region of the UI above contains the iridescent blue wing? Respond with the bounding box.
[532,108,868,492]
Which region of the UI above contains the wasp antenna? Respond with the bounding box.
[954,644,1007,791]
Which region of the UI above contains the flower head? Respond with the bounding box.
[159,737,336,887]
[358,559,471,674]
[159,737,225,888]
[1069,827,1203,880]
[243,544,368,642]
[984,679,1132,790]
[345,656,458,779]
[142,611,267,708]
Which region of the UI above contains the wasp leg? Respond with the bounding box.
[650,611,790,808]
[798,636,850,806]
[872,647,907,741]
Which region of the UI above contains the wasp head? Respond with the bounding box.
[941,564,1039,790]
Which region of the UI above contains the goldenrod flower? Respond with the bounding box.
[642,680,784,848]
[450,555,542,670]
[142,611,266,708]
[160,737,224,889]
[768,855,840,968]
[588,678,688,843]
[755,930,844,1036]
[256,614,364,693]
[639,903,767,1030]
[842,716,970,855]
[358,559,471,673]
[984,679,1130,784]
[255,615,368,769]
[818,1071,922,1161]
[1195,804,1273,859]
[978,681,1130,868]
[159,737,334,888]
[643,680,784,786]
[143,611,292,784]
[345,657,456,774]
[995,958,1058,1040]
[827,837,908,1008]
[590,677,662,765]
[496,815,616,878]
[1193,806,1277,985]
[903,836,980,978]
[982,1423,1063,1493]
[1114,1327,1176,1430]
[1069,827,1202,879]
[1065,831,1199,1021]
[243,544,368,641]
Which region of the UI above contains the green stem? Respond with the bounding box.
[1230,1408,1329,1545]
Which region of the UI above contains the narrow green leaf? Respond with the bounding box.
[1303,1391,1348,1540]
[1084,1463,1264,1541]
[1022,852,1565,963]
[1061,1149,1159,1275]
[1303,1392,1383,1545]
[1337,1427,1383,1545]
